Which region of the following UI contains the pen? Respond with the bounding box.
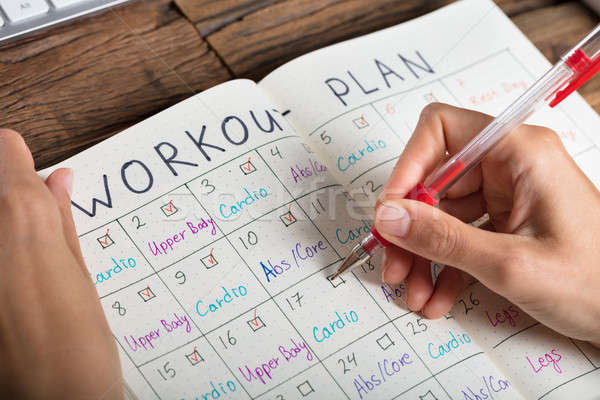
[330,23,600,281]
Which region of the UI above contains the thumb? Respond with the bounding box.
[374,199,520,284]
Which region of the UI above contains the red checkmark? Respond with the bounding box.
[165,200,174,213]
[190,346,199,362]
[244,157,252,171]
[284,205,293,222]
[251,308,259,327]
[100,228,110,245]
[209,248,215,264]
[142,286,151,298]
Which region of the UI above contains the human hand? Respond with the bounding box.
[374,103,600,345]
[0,130,123,398]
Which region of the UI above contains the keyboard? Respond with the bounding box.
[0,0,136,45]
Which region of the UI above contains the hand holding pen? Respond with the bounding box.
[376,103,600,345]
[330,25,600,345]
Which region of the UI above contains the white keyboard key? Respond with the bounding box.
[0,0,49,23]
[50,0,87,8]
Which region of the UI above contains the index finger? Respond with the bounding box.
[381,103,493,200]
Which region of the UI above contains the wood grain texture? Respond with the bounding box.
[3,0,600,168]
[0,0,231,169]
[512,2,600,110]
[179,0,600,109]
[203,0,457,80]
[495,0,566,15]
[174,0,280,36]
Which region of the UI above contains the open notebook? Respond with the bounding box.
[39,0,600,399]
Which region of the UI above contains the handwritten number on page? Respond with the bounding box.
[200,178,216,195]
[156,362,175,380]
[320,130,332,144]
[407,317,428,335]
[131,216,146,229]
[458,292,480,314]
[175,271,186,285]
[219,330,237,349]
[338,352,358,374]
[239,231,258,249]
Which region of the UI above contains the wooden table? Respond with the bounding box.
[1,0,598,169]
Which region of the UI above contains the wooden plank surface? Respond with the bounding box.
[0,0,231,169]
[1,0,599,168]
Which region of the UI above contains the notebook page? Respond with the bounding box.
[35,75,508,399]
[39,78,362,399]
[259,0,600,398]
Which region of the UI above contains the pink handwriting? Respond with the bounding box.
[526,349,563,374]
[485,305,519,327]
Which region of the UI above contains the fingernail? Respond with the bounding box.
[376,202,410,237]
[64,168,74,197]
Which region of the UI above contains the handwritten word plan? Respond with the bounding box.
[40,0,600,399]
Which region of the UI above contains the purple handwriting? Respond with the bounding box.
[381,283,406,303]
[123,313,192,351]
[290,159,327,183]
[238,338,313,385]
[353,355,413,399]
[260,240,328,283]
[148,219,217,256]
[461,375,510,399]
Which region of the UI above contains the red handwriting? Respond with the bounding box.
[190,346,200,363]
[208,248,215,265]
[469,80,528,106]
[526,349,563,374]
[100,228,110,245]
[250,308,259,327]
[501,80,527,94]
[165,200,174,213]
[284,205,293,223]
[141,286,152,298]
[244,157,252,171]
[485,305,519,327]
[470,89,500,106]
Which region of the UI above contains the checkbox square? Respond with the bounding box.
[376,333,395,351]
[352,117,369,129]
[419,390,437,400]
[279,210,297,227]
[97,233,114,249]
[247,316,266,332]
[327,274,345,288]
[297,380,315,397]
[185,348,204,366]
[160,201,178,217]
[138,286,156,302]
[201,253,219,269]
[240,160,257,175]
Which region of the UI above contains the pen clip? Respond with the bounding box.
[549,49,600,107]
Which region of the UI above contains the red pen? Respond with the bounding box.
[330,23,600,280]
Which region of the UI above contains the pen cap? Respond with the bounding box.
[564,23,600,62]
[550,23,600,107]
